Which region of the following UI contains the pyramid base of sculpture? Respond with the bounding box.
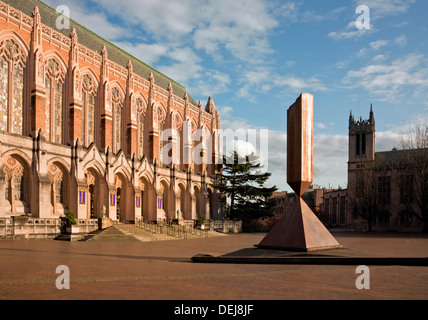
[257,197,342,252]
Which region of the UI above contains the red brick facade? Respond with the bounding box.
[0,1,223,223]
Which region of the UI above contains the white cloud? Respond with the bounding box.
[217,106,233,118]
[370,40,389,50]
[328,19,378,40]
[343,53,428,102]
[376,130,401,151]
[236,66,328,103]
[394,35,407,47]
[44,0,129,40]
[115,42,169,65]
[353,0,416,19]
[372,54,389,62]
[157,47,203,84]
[188,70,231,98]
[328,0,416,41]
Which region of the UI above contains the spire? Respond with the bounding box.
[369,103,375,125]
[205,96,216,113]
[70,27,78,42]
[101,45,108,81]
[127,59,133,73]
[31,6,42,48]
[69,27,79,65]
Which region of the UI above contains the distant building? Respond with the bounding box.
[322,105,423,232]
[269,185,324,219]
[274,106,424,232]
[321,188,348,227]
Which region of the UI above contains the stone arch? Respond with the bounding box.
[154,102,166,126]
[43,51,68,75]
[135,92,148,115]
[113,164,132,184]
[83,158,105,180]
[113,171,133,223]
[2,153,32,216]
[0,30,30,56]
[83,165,107,220]
[47,159,71,216]
[138,175,152,221]
[158,178,170,221]
[177,181,187,219]
[79,67,99,91]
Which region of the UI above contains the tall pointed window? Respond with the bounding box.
[175,114,182,166]
[81,75,96,147]
[45,59,64,143]
[112,87,123,153]
[137,98,145,159]
[158,107,165,165]
[356,134,360,156]
[0,39,25,135]
[191,121,198,169]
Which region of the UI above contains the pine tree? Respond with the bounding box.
[213,151,277,220]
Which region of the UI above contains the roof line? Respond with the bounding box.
[33,0,186,91]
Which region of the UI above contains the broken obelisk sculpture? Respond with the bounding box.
[258,93,341,252]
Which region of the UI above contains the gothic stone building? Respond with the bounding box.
[322,106,423,232]
[0,0,223,225]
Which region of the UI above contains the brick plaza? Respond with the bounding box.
[0,231,427,300]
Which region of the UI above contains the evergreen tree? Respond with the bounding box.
[213,151,277,220]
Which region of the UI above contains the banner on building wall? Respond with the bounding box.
[136,194,141,208]
[110,192,116,206]
[79,189,85,204]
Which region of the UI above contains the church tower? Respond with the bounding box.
[348,105,375,166]
[347,105,376,224]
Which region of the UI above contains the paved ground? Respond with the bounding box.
[0,229,427,301]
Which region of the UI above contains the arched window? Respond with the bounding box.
[191,121,198,168]
[112,87,123,153]
[45,59,64,143]
[157,107,165,165]
[81,75,96,146]
[136,98,144,159]
[0,39,25,135]
[175,114,182,166]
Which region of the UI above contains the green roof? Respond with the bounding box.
[5,0,197,105]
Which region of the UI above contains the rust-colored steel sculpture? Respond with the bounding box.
[258,93,341,252]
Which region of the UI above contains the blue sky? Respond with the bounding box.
[45,0,428,192]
